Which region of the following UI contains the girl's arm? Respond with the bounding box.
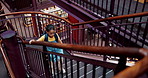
[56,33,63,44]
[36,35,45,41]
[29,35,45,44]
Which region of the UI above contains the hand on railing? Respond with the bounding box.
[29,39,35,44]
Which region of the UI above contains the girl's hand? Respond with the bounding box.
[29,39,35,44]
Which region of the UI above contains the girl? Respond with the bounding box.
[29,24,65,74]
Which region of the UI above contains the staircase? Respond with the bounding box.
[0,11,148,78]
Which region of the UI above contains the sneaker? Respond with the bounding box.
[62,68,66,73]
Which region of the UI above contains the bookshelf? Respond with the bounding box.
[40,6,68,18]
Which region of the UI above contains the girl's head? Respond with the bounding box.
[45,24,56,37]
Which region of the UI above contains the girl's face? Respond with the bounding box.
[47,30,56,38]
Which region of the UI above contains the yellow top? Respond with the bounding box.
[37,33,59,42]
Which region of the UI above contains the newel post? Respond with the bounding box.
[0,30,26,78]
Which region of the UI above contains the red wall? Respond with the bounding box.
[68,15,79,43]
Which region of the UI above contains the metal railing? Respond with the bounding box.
[67,0,148,18]
[1,35,148,78]
[1,11,148,63]
[0,12,71,44]
[72,12,148,48]
[20,40,148,78]
[72,22,148,48]
[0,11,148,57]
[1,11,147,47]
[63,0,148,34]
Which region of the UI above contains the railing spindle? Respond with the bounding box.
[84,63,87,78]
[77,61,80,78]
[70,59,73,78]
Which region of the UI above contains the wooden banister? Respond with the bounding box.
[22,40,148,78]
[0,11,148,27]
[113,56,148,78]
[23,41,148,58]
[73,11,148,26]
[0,11,72,24]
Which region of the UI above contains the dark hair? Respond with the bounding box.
[45,24,55,32]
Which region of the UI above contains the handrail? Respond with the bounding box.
[113,56,148,78]
[0,11,148,26]
[22,40,148,78]
[73,11,148,26]
[23,41,148,58]
[0,11,72,24]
